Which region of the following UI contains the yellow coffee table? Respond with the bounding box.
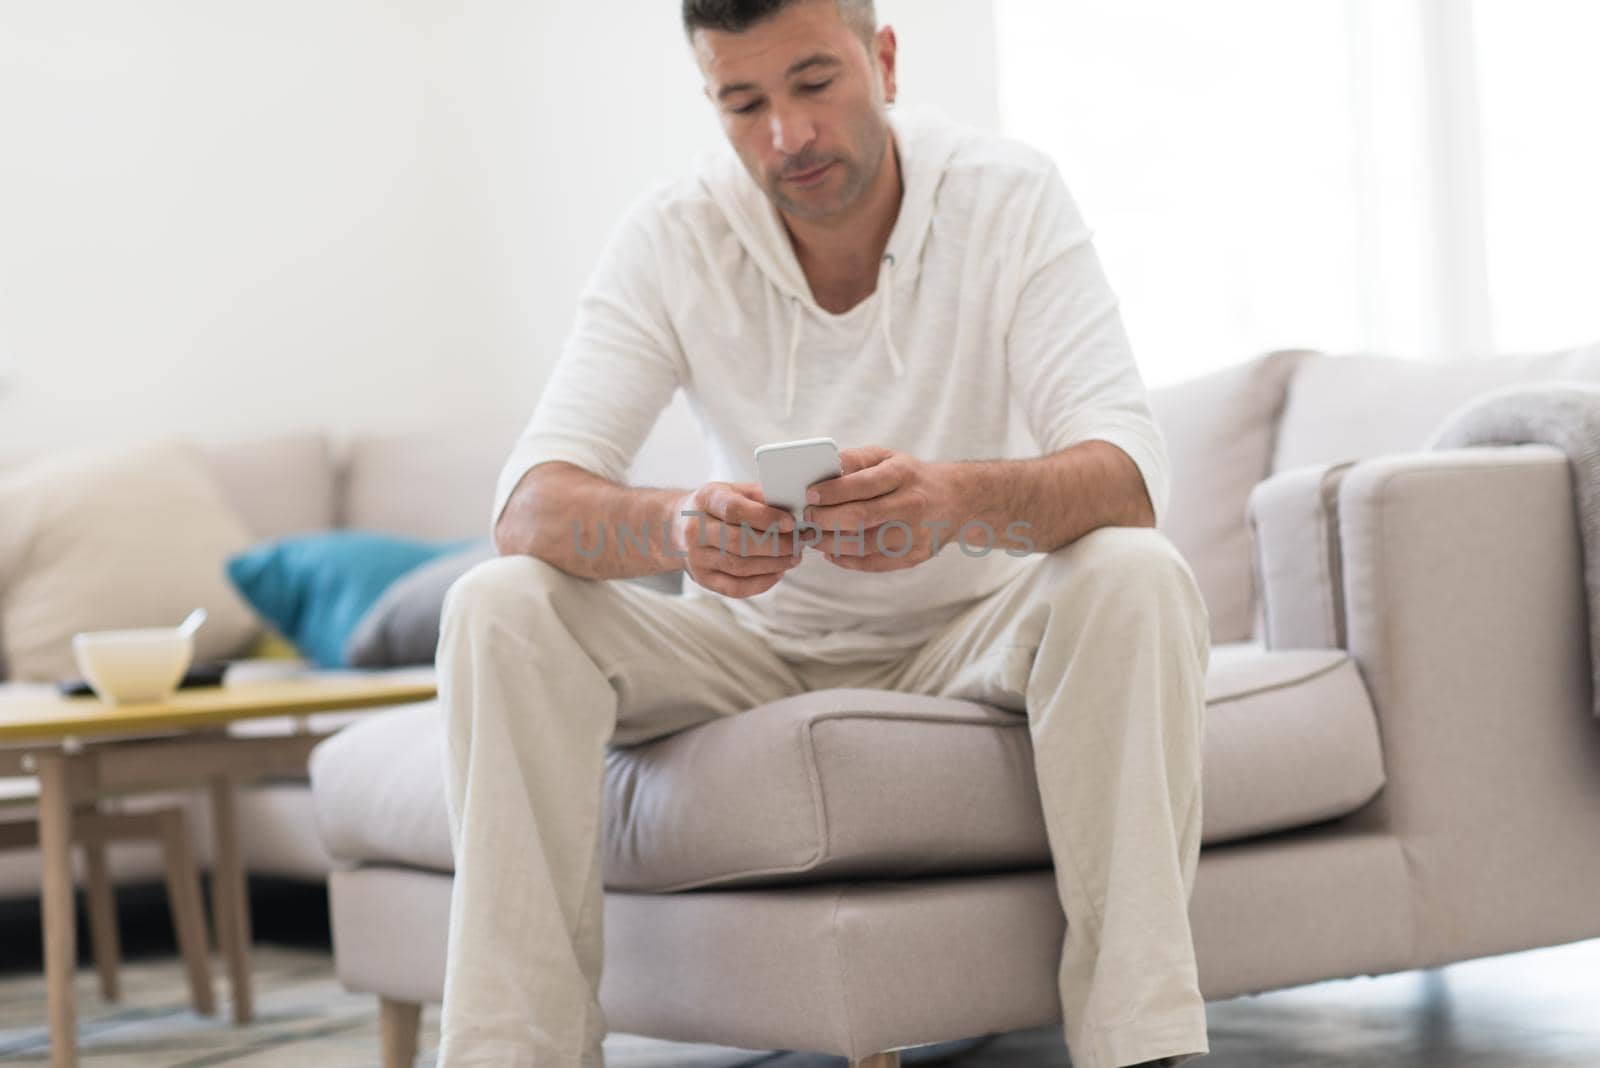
[0,670,437,1068]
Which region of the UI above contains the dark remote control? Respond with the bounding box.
[56,660,230,698]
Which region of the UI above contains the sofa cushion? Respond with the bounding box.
[0,439,261,682]
[1272,343,1600,473]
[1148,350,1311,644]
[310,642,1385,889]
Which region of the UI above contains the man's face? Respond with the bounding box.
[693,0,896,224]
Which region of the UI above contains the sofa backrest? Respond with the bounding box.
[191,419,526,544]
[195,366,1306,650]
[335,417,526,541]
[1272,344,1600,473]
[194,432,337,539]
[42,344,1590,676]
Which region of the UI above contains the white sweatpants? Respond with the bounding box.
[435,525,1211,1068]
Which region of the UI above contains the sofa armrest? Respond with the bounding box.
[1331,444,1600,965]
[1247,460,1357,649]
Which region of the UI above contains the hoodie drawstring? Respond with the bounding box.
[784,295,803,418]
[878,252,904,377]
[781,251,904,420]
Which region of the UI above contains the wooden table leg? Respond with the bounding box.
[36,753,77,1068]
[158,808,216,1016]
[208,776,253,1025]
[79,812,121,1004]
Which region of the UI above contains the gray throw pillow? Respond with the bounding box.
[344,541,498,668]
[343,542,687,667]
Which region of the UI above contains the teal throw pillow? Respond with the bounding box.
[225,531,477,669]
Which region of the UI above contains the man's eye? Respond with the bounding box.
[800,80,833,93]
[731,100,761,116]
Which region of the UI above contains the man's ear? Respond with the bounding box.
[875,25,898,105]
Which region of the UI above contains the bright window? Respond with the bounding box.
[995,0,1600,386]
[1475,0,1600,354]
[996,1,1365,386]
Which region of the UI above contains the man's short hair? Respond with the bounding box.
[682,0,876,46]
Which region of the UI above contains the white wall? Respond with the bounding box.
[0,1,446,454]
[0,0,997,472]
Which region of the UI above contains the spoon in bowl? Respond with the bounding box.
[177,607,208,640]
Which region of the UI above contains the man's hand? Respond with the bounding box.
[801,440,1155,569]
[672,481,802,597]
[802,445,964,572]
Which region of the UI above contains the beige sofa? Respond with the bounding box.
[6,346,1599,1065]
[307,345,1600,1066]
[289,343,1600,1064]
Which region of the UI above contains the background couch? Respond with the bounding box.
[0,420,525,899]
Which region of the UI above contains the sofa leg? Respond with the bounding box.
[850,1055,900,1067]
[379,997,422,1068]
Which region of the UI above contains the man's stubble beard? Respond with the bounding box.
[764,107,892,224]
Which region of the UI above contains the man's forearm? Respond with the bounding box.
[943,440,1156,555]
[493,462,690,580]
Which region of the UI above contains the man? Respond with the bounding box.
[436,1,1211,1066]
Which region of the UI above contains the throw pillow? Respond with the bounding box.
[344,540,497,667]
[1147,349,1312,645]
[0,438,261,682]
[343,545,687,668]
[225,531,475,669]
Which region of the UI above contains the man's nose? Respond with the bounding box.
[768,106,815,157]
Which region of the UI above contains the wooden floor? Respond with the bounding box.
[2,884,1598,1066]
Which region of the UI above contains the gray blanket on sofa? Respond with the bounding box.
[1425,383,1600,718]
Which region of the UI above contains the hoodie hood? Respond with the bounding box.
[699,103,966,417]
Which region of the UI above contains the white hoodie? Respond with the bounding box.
[492,104,1170,665]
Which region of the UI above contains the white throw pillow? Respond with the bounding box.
[1148,350,1313,645]
[0,438,262,682]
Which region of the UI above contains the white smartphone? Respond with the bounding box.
[754,436,843,523]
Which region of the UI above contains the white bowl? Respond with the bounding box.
[72,628,195,705]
